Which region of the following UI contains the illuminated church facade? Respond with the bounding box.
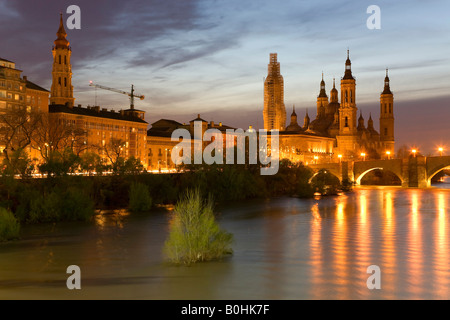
[263,51,395,163]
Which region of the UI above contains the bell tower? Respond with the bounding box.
[336,50,359,159]
[380,69,394,153]
[316,73,328,117]
[50,14,75,107]
[339,50,357,135]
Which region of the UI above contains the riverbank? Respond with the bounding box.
[1,161,348,224]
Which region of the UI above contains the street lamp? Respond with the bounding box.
[314,155,319,164]
[386,151,391,160]
[361,152,366,161]
[338,154,342,163]
[438,147,444,157]
[412,149,417,158]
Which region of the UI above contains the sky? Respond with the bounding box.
[1,0,449,154]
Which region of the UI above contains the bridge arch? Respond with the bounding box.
[309,169,341,184]
[426,156,450,187]
[355,167,402,186]
[427,165,450,186]
[353,159,404,186]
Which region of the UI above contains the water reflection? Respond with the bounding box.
[407,191,423,298]
[307,188,450,299]
[309,203,322,299]
[435,192,449,298]
[381,191,396,299]
[94,209,131,230]
[1,188,450,299]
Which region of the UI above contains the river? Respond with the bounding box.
[1,185,449,300]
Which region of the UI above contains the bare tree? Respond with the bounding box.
[96,137,127,170]
[32,113,87,161]
[0,107,42,162]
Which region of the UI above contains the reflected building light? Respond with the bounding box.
[360,194,367,224]
[337,198,344,222]
[386,191,393,220]
[412,192,419,230]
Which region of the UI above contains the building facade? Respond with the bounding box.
[264,51,395,163]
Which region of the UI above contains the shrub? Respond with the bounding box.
[129,182,153,212]
[164,189,233,265]
[0,207,20,241]
[15,186,94,223]
[60,188,95,221]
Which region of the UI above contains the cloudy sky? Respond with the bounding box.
[1,0,449,153]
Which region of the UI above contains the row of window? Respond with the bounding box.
[0,71,20,79]
[85,122,145,133]
[0,80,24,91]
[0,90,24,101]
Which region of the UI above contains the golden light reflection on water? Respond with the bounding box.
[435,192,449,298]
[357,192,371,299]
[94,209,131,230]
[408,191,423,298]
[382,191,395,298]
[333,195,349,295]
[308,188,450,299]
[309,203,322,299]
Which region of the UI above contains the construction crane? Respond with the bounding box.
[89,81,145,110]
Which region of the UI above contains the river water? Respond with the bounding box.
[1,185,449,300]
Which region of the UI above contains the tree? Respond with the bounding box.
[96,138,127,173]
[38,147,81,177]
[0,107,42,164]
[80,152,104,175]
[1,148,33,179]
[32,113,87,162]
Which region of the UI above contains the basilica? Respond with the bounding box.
[263,51,395,163]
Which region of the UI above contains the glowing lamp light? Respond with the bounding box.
[412,149,417,157]
[438,147,444,156]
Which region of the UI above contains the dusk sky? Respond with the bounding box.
[1,0,449,153]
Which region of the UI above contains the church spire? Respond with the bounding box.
[318,72,327,98]
[303,109,310,129]
[330,77,338,103]
[343,49,354,80]
[382,68,392,94]
[358,110,365,129]
[368,113,374,129]
[54,13,69,49]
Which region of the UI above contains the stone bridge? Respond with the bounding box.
[308,156,450,188]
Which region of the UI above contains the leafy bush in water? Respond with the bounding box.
[164,189,233,265]
[129,182,153,212]
[0,207,20,241]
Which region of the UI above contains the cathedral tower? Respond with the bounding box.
[50,14,75,107]
[263,53,286,131]
[380,69,394,153]
[339,50,357,135]
[336,50,359,159]
[316,73,328,118]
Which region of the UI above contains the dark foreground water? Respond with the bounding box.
[1,186,449,300]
